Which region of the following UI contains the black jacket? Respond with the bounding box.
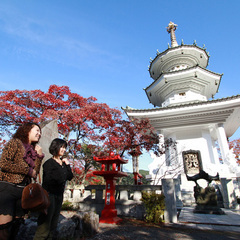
[42,158,73,196]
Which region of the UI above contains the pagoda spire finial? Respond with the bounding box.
[166,21,178,48]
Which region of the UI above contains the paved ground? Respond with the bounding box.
[84,207,240,240]
[178,207,240,232]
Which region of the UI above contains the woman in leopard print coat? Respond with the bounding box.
[0,122,44,240]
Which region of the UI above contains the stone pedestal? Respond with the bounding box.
[193,205,225,215]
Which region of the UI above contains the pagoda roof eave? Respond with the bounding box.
[149,44,210,78]
[122,94,240,115]
[122,95,240,138]
[145,65,223,93]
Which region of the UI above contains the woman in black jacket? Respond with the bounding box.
[34,138,73,240]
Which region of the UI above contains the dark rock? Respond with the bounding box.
[17,211,99,240]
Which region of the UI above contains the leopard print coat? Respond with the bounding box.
[0,138,43,184]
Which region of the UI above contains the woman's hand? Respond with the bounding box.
[62,158,70,165]
[31,169,37,179]
[35,144,42,155]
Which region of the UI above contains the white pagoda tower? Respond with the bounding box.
[123,22,240,206]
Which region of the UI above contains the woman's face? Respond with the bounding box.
[58,145,66,157]
[28,125,41,143]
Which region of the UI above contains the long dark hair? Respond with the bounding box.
[49,138,67,157]
[13,122,41,145]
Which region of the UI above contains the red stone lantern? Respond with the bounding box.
[93,152,128,224]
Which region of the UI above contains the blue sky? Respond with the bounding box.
[0,0,240,170]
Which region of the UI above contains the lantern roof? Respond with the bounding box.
[93,171,128,178]
[93,152,128,164]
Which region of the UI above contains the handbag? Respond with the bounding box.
[21,182,50,214]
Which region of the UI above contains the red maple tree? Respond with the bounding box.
[0,85,160,185]
[0,85,120,139]
[100,118,161,184]
[102,118,160,157]
[229,138,240,165]
[0,85,122,183]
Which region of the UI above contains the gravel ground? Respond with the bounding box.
[83,218,240,240]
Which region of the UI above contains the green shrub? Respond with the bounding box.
[61,200,75,211]
[141,191,165,223]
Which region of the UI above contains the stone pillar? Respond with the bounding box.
[173,178,183,209]
[72,189,81,209]
[39,120,59,160]
[73,188,83,203]
[83,190,92,199]
[162,178,178,223]
[216,123,229,162]
[220,178,237,209]
[38,120,59,181]
[120,190,128,201]
[133,191,142,201]
[63,189,72,201]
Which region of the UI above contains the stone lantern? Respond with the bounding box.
[93,152,128,224]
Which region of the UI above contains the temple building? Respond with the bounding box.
[123,22,240,207]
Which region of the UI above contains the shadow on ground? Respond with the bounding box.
[83,218,240,240]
